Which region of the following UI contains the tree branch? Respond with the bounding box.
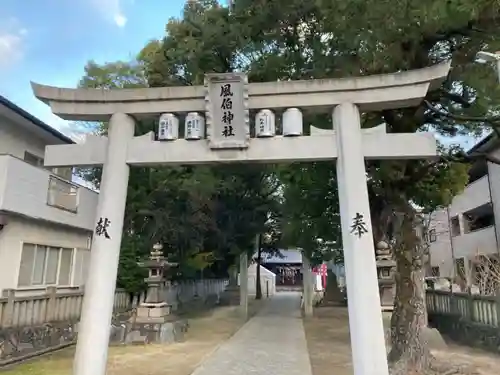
[423,100,500,124]
[444,150,500,166]
[440,89,472,108]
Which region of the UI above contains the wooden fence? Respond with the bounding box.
[426,289,500,352]
[0,279,228,329]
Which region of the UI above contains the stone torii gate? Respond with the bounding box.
[31,61,450,375]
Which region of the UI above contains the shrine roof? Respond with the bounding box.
[261,249,303,264]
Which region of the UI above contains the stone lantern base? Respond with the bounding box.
[220,266,240,305]
[125,243,188,345]
[220,284,240,305]
[378,280,396,310]
[136,302,172,322]
[375,241,396,311]
[126,303,188,345]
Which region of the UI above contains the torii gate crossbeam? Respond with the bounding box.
[43,126,437,167]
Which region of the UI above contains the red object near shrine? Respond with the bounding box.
[313,263,328,289]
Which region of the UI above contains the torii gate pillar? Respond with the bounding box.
[73,113,134,375]
[335,103,388,374]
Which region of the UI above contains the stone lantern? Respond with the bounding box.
[126,243,187,345]
[375,240,396,310]
[136,243,178,321]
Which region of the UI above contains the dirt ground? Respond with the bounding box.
[1,301,262,375]
[303,307,354,375]
[303,306,500,375]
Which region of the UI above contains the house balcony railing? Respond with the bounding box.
[450,175,491,215]
[452,225,498,259]
[0,154,97,230]
[46,175,79,213]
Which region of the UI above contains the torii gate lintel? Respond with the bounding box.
[44,123,437,167]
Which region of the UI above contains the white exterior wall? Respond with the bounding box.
[448,176,491,217]
[0,155,97,231]
[445,176,496,262]
[0,215,91,295]
[0,110,97,296]
[428,208,455,278]
[0,116,47,160]
[452,226,496,259]
[0,112,97,230]
[429,143,500,277]
[487,149,500,245]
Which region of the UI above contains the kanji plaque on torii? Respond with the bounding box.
[205,72,249,149]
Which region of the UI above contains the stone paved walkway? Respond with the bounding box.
[190,291,313,375]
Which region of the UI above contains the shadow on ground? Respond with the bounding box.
[303,307,353,375]
[303,306,500,375]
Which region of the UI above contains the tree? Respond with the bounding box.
[140,0,284,282]
[77,0,500,372]
[279,162,343,266]
[228,1,499,373]
[254,211,284,299]
[77,59,225,290]
[76,6,281,289]
[455,252,500,295]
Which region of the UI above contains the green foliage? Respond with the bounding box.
[76,0,500,301]
[116,234,148,293]
[279,162,342,266]
[229,0,499,240]
[230,0,496,255]
[79,60,147,89]
[186,251,216,271]
[77,29,282,290]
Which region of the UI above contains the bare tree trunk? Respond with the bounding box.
[228,259,238,288]
[388,211,433,374]
[323,270,344,305]
[256,235,263,300]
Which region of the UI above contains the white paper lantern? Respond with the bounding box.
[255,109,276,137]
[158,113,179,141]
[282,108,303,136]
[185,112,205,140]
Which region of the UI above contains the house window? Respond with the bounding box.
[428,229,437,243]
[58,248,73,285]
[23,151,44,167]
[86,234,93,249]
[463,204,495,233]
[455,257,466,280]
[431,266,440,276]
[45,247,60,284]
[72,248,91,286]
[18,244,74,287]
[450,216,461,237]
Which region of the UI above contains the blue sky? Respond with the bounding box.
[0,0,186,136]
[0,0,484,149]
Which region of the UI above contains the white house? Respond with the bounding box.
[428,134,500,280]
[0,96,98,296]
